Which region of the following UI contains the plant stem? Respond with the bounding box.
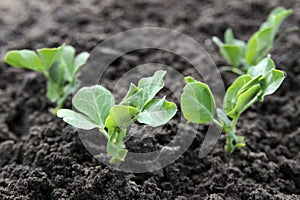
[99,128,109,140]
[212,118,223,129]
[219,66,245,75]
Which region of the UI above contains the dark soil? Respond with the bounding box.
[1,0,300,199]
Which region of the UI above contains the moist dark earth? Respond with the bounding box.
[0,0,300,199]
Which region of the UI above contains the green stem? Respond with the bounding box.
[219,66,245,75]
[99,128,109,140]
[224,114,244,153]
[212,118,223,129]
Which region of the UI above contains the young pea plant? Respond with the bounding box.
[181,56,285,153]
[4,45,89,114]
[212,7,292,74]
[57,70,177,164]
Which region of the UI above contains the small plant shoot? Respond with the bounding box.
[212,7,292,74]
[57,70,177,163]
[181,57,285,153]
[4,45,89,114]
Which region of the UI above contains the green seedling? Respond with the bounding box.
[57,70,177,163]
[181,56,285,153]
[212,7,292,74]
[4,45,89,114]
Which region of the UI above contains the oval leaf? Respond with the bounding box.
[57,109,98,130]
[72,85,115,128]
[137,98,177,127]
[105,105,138,130]
[260,69,286,100]
[224,75,252,115]
[138,70,166,108]
[181,79,215,124]
[37,45,64,70]
[4,50,44,72]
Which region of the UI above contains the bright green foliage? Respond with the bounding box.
[4,45,90,114]
[212,7,292,73]
[181,57,285,153]
[57,70,177,164]
[181,76,215,124]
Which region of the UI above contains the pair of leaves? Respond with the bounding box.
[212,28,246,68]
[224,57,285,118]
[4,45,90,110]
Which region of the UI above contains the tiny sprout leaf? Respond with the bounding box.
[248,56,275,77]
[105,105,138,130]
[260,69,286,100]
[245,7,292,66]
[73,52,90,75]
[213,28,246,67]
[245,27,273,66]
[37,45,64,70]
[181,79,215,123]
[137,98,177,127]
[138,70,166,108]
[220,45,243,67]
[73,85,115,128]
[47,81,63,102]
[49,62,65,86]
[57,109,99,130]
[4,50,44,72]
[227,84,261,117]
[62,46,76,80]
[120,83,144,108]
[224,75,252,115]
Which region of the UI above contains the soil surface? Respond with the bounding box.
[1,0,300,199]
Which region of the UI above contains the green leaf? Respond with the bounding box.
[105,105,138,130]
[224,75,252,114]
[245,7,292,66]
[47,81,62,102]
[237,75,262,96]
[137,98,177,127]
[4,50,44,73]
[120,83,144,108]
[245,27,273,65]
[213,29,246,67]
[212,36,224,47]
[138,70,166,108]
[73,52,89,75]
[72,85,115,128]
[224,28,234,43]
[227,84,262,117]
[220,44,243,67]
[181,77,215,123]
[61,46,75,81]
[57,109,99,130]
[260,7,293,35]
[248,57,275,77]
[259,69,285,100]
[37,45,64,70]
[49,61,65,85]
